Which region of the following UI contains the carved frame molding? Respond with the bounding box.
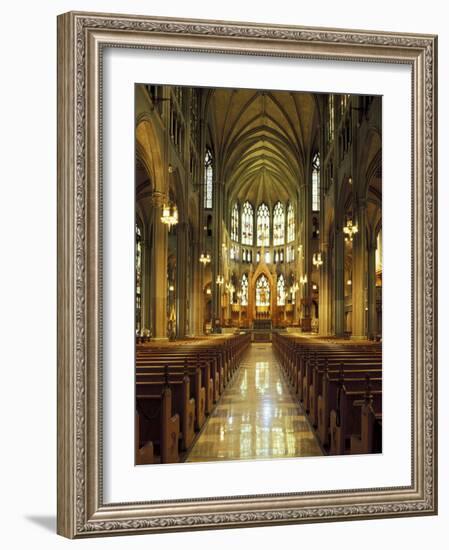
[57,11,437,538]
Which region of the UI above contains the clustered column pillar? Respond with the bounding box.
[334,225,345,337]
[367,240,377,339]
[150,192,168,340]
[176,221,188,338]
[351,201,367,339]
[319,241,331,336]
[191,228,204,337]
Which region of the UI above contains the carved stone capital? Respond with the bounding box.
[150,191,167,207]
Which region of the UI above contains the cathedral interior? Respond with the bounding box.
[135,84,382,464]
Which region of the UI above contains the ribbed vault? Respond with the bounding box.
[205,88,318,208]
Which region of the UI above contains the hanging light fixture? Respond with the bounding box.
[312,252,323,268]
[216,275,224,285]
[299,274,308,285]
[199,252,211,266]
[343,219,358,242]
[160,201,178,229]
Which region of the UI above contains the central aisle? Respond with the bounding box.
[186,343,323,462]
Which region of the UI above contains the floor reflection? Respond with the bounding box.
[186,343,323,462]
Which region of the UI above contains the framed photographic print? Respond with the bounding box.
[57,11,438,538]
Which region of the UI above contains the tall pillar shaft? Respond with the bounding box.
[334,228,345,336]
[319,241,332,336]
[176,222,188,338]
[142,235,151,332]
[150,203,168,340]
[191,233,203,336]
[367,243,377,339]
[352,204,367,339]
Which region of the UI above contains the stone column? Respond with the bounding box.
[211,176,223,329]
[334,226,345,337]
[191,227,203,337]
[351,202,367,339]
[319,241,331,336]
[150,192,168,340]
[176,221,188,338]
[142,231,151,333]
[367,241,377,339]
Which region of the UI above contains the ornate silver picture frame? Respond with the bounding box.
[57,11,437,538]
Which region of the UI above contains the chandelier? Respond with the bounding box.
[299,275,308,285]
[216,275,224,285]
[343,219,358,242]
[199,253,211,266]
[312,252,323,268]
[160,201,178,229]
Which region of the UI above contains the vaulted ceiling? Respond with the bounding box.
[205,89,319,208]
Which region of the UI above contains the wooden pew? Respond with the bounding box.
[136,368,195,450]
[317,369,381,447]
[137,357,213,414]
[135,411,154,465]
[329,381,382,455]
[350,393,383,454]
[273,333,383,454]
[137,365,205,431]
[135,333,251,463]
[308,359,381,423]
[136,388,180,463]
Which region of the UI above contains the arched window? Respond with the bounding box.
[273,202,285,246]
[241,273,248,306]
[312,152,320,212]
[277,274,286,306]
[256,274,270,306]
[204,148,213,209]
[135,223,142,332]
[241,201,254,245]
[287,203,295,243]
[231,202,239,241]
[257,203,270,246]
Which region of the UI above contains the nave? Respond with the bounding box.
[134,85,383,463]
[186,343,323,462]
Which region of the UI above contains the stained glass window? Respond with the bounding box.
[135,224,142,332]
[277,274,286,306]
[241,201,254,245]
[256,274,270,306]
[273,201,285,246]
[241,273,248,306]
[257,203,270,246]
[312,152,320,212]
[287,203,295,243]
[231,202,239,241]
[230,245,239,261]
[204,148,213,209]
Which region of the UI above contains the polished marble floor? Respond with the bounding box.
[186,343,323,462]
